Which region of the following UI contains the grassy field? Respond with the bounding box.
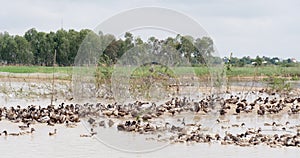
[0,66,73,74]
[226,66,300,78]
[1,65,300,79]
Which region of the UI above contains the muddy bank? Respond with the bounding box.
[0,72,297,82]
[0,72,71,82]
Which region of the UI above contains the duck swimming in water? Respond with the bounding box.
[108,120,114,127]
[2,130,20,136]
[90,128,97,136]
[80,128,97,137]
[49,129,57,136]
[80,134,91,137]
[18,123,30,130]
[20,128,35,135]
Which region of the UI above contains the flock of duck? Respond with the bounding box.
[0,103,80,136]
[115,119,300,148]
[1,91,300,148]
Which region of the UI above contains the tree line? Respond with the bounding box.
[225,55,298,67]
[1,28,296,67]
[0,28,92,66]
[0,28,217,66]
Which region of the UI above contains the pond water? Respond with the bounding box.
[230,80,300,88]
[1,80,300,158]
[1,119,300,158]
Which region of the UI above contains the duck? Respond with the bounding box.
[225,96,239,104]
[219,109,227,115]
[18,123,30,130]
[47,120,55,126]
[276,122,284,127]
[216,119,230,124]
[80,134,91,137]
[87,118,96,125]
[2,130,20,136]
[257,108,265,115]
[79,129,97,138]
[49,129,57,136]
[232,124,240,127]
[215,134,221,140]
[194,103,200,113]
[65,121,77,128]
[79,129,95,137]
[99,120,106,127]
[20,128,35,135]
[235,107,241,114]
[117,124,126,131]
[244,104,253,113]
[90,128,97,135]
[142,114,153,121]
[143,123,156,132]
[221,126,230,129]
[28,128,35,134]
[285,121,290,126]
[241,123,246,127]
[271,122,283,127]
[102,110,113,117]
[108,119,114,127]
[264,122,274,126]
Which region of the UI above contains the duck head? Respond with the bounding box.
[2,130,7,136]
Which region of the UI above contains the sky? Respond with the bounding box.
[1,0,300,60]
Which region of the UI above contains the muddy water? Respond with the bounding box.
[1,79,300,106]
[1,80,300,158]
[1,120,300,158]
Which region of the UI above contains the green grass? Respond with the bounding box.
[1,65,300,80]
[0,66,72,73]
[226,66,300,77]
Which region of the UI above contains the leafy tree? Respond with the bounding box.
[1,28,295,68]
[255,56,263,66]
[14,35,33,64]
[0,32,17,64]
[67,29,80,66]
[179,35,194,62]
[55,30,69,66]
[124,32,134,52]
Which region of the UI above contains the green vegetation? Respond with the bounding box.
[0,66,72,73]
[129,64,176,99]
[0,29,92,66]
[0,65,300,80]
[1,28,299,86]
[0,29,215,67]
[224,55,298,67]
[264,76,292,92]
[226,66,300,77]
